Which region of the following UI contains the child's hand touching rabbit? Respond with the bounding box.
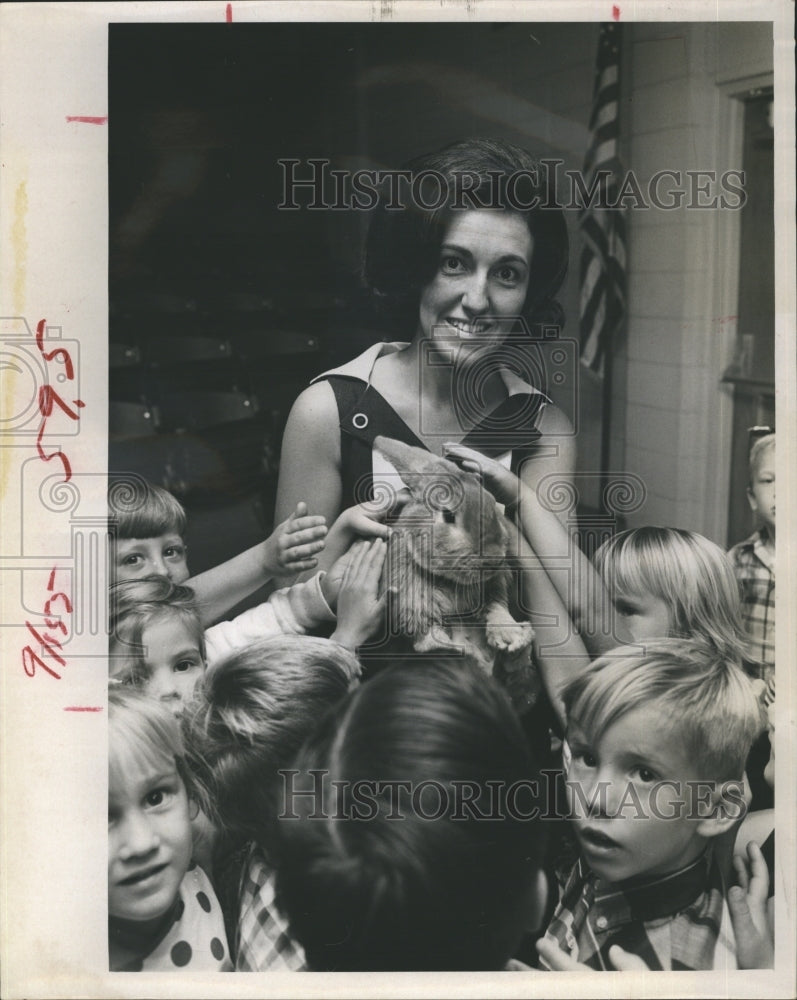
[328,539,389,651]
[306,502,391,580]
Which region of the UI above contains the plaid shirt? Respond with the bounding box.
[729,529,775,678]
[539,850,737,971]
[235,843,307,971]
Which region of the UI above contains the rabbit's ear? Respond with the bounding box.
[373,436,456,480]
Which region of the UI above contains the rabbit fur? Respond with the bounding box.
[374,436,534,680]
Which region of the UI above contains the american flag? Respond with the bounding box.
[579,23,626,375]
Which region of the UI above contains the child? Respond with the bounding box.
[109,476,388,625]
[728,433,775,680]
[109,477,329,623]
[109,579,207,718]
[109,538,388,717]
[443,445,755,704]
[593,527,753,661]
[537,638,763,971]
[182,635,362,970]
[594,527,775,813]
[108,683,232,971]
[273,658,547,971]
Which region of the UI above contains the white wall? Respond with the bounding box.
[620,21,773,539]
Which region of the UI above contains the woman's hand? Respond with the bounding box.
[330,539,389,650]
[443,442,521,507]
[263,501,328,578]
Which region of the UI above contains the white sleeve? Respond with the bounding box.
[204,572,335,666]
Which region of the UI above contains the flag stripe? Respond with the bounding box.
[579,22,626,377]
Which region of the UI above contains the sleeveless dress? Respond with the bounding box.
[311,342,551,509]
[314,341,553,714]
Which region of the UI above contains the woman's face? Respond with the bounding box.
[417,209,532,347]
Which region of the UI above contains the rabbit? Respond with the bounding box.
[373,436,535,686]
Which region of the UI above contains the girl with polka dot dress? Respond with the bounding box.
[108,684,232,971]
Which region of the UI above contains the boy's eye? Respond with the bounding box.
[634,766,657,783]
[121,554,142,566]
[164,546,185,559]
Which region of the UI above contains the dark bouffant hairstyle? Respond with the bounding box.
[364,137,569,332]
[275,658,546,971]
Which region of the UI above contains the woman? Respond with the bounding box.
[275,137,574,537]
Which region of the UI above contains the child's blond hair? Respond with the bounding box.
[748,433,775,482]
[563,638,764,783]
[108,682,195,798]
[594,526,753,668]
[108,476,187,540]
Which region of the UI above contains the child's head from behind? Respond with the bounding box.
[595,526,749,660]
[110,577,205,718]
[109,477,189,584]
[275,659,545,971]
[747,433,775,535]
[183,635,359,847]
[563,638,764,884]
[108,684,194,925]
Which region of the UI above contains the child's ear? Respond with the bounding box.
[695,779,749,840]
[746,486,758,514]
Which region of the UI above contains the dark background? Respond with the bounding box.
[109,22,596,577]
[109,22,774,575]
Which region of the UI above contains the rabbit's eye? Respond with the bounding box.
[441,508,456,524]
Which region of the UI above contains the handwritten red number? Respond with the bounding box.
[22,568,71,680]
[35,321,75,379]
[44,592,72,616]
[35,427,73,481]
[38,385,85,422]
[36,387,85,482]
[22,645,62,680]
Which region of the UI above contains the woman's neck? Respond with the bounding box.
[401,336,509,410]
